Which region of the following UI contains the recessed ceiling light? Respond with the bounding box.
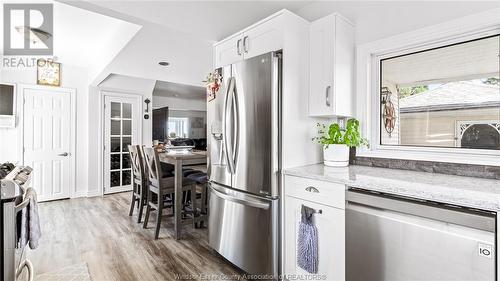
[158,61,170,66]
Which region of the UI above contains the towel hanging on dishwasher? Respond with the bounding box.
[297,205,318,274]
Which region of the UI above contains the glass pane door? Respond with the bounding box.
[104,95,140,194]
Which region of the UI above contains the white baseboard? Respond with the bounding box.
[104,186,132,194]
[71,191,88,198]
[86,189,102,197]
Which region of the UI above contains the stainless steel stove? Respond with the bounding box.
[1,163,34,281]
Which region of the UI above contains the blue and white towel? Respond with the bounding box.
[297,205,318,274]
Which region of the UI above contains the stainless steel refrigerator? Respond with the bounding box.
[208,51,281,277]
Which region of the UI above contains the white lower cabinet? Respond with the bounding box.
[283,176,345,281]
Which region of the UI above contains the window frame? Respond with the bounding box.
[355,10,500,166]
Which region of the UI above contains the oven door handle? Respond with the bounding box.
[15,197,30,213]
[16,259,34,281]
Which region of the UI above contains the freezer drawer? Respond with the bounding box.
[346,190,496,281]
[208,183,278,276]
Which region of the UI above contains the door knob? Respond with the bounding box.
[58,152,69,157]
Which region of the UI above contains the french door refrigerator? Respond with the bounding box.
[208,51,281,277]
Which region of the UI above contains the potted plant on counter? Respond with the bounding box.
[313,119,369,167]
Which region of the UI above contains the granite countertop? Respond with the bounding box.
[283,164,500,211]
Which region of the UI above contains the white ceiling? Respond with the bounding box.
[153,80,206,99]
[99,22,213,86]
[295,1,500,43]
[82,1,500,43]
[55,0,500,94]
[84,0,314,41]
[0,0,141,82]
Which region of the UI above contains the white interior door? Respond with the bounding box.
[23,87,73,202]
[103,94,141,194]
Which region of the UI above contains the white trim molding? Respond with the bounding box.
[97,90,143,197]
[355,8,500,166]
[18,84,78,198]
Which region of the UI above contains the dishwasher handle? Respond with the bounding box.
[346,189,496,232]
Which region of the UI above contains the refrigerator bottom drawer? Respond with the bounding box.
[208,184,278,277]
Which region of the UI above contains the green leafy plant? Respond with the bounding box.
[313,118,369,148]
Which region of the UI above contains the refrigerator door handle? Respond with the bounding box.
[270,52,282,197]
[231,77,240,172]
[211,184,270,210]
[223,77,236,174]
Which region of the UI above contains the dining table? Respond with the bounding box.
[158,150,207,239]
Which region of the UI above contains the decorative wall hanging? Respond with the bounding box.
[381,87,396,137]
[144,99,150,119]
[191,117,204,129]
[37,58,60,86]
[204,68,222,102]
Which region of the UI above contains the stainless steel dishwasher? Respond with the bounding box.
[346,188,496,281]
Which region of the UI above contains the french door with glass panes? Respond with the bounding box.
[103,94,141,194]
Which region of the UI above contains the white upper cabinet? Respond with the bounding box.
[214,13,284,68]
[242,16,284,60]
[309,14,354,117]
[214,35,243,68]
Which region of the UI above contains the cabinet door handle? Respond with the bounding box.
[237,39,242,56]
[305,186,319,193]
[325,85,331,107]
[243,36,249,53]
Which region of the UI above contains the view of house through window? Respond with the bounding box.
[380,35,500,150]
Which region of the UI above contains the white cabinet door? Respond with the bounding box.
[242,16,284,60]
[214,15,284,67]
[309,14,354,117]
[284,196,345,281]
[214,35,243,68]
[309,15,335,117]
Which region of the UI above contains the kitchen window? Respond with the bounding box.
[168,117,189,138]
[379,35,500,150]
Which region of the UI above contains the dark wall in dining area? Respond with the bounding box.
[153,107,169,142]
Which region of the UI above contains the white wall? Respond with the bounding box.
[153,95,206,111]
[0,64,90,196]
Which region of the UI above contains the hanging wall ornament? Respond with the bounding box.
[204,68,222,102]
[381,87,396,137]
[144,99,150,119]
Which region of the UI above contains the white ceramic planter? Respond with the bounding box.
[323,144,350,167]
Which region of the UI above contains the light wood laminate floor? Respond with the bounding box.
[26,192,244,281]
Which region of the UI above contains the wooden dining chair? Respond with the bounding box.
[141,146,197,239]
[186,172,209,227]
[128,145,147,223]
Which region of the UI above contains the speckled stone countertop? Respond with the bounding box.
[283,164,500,211]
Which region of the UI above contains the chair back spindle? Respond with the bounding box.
[142,147,163,187]
[128,145,144,184]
